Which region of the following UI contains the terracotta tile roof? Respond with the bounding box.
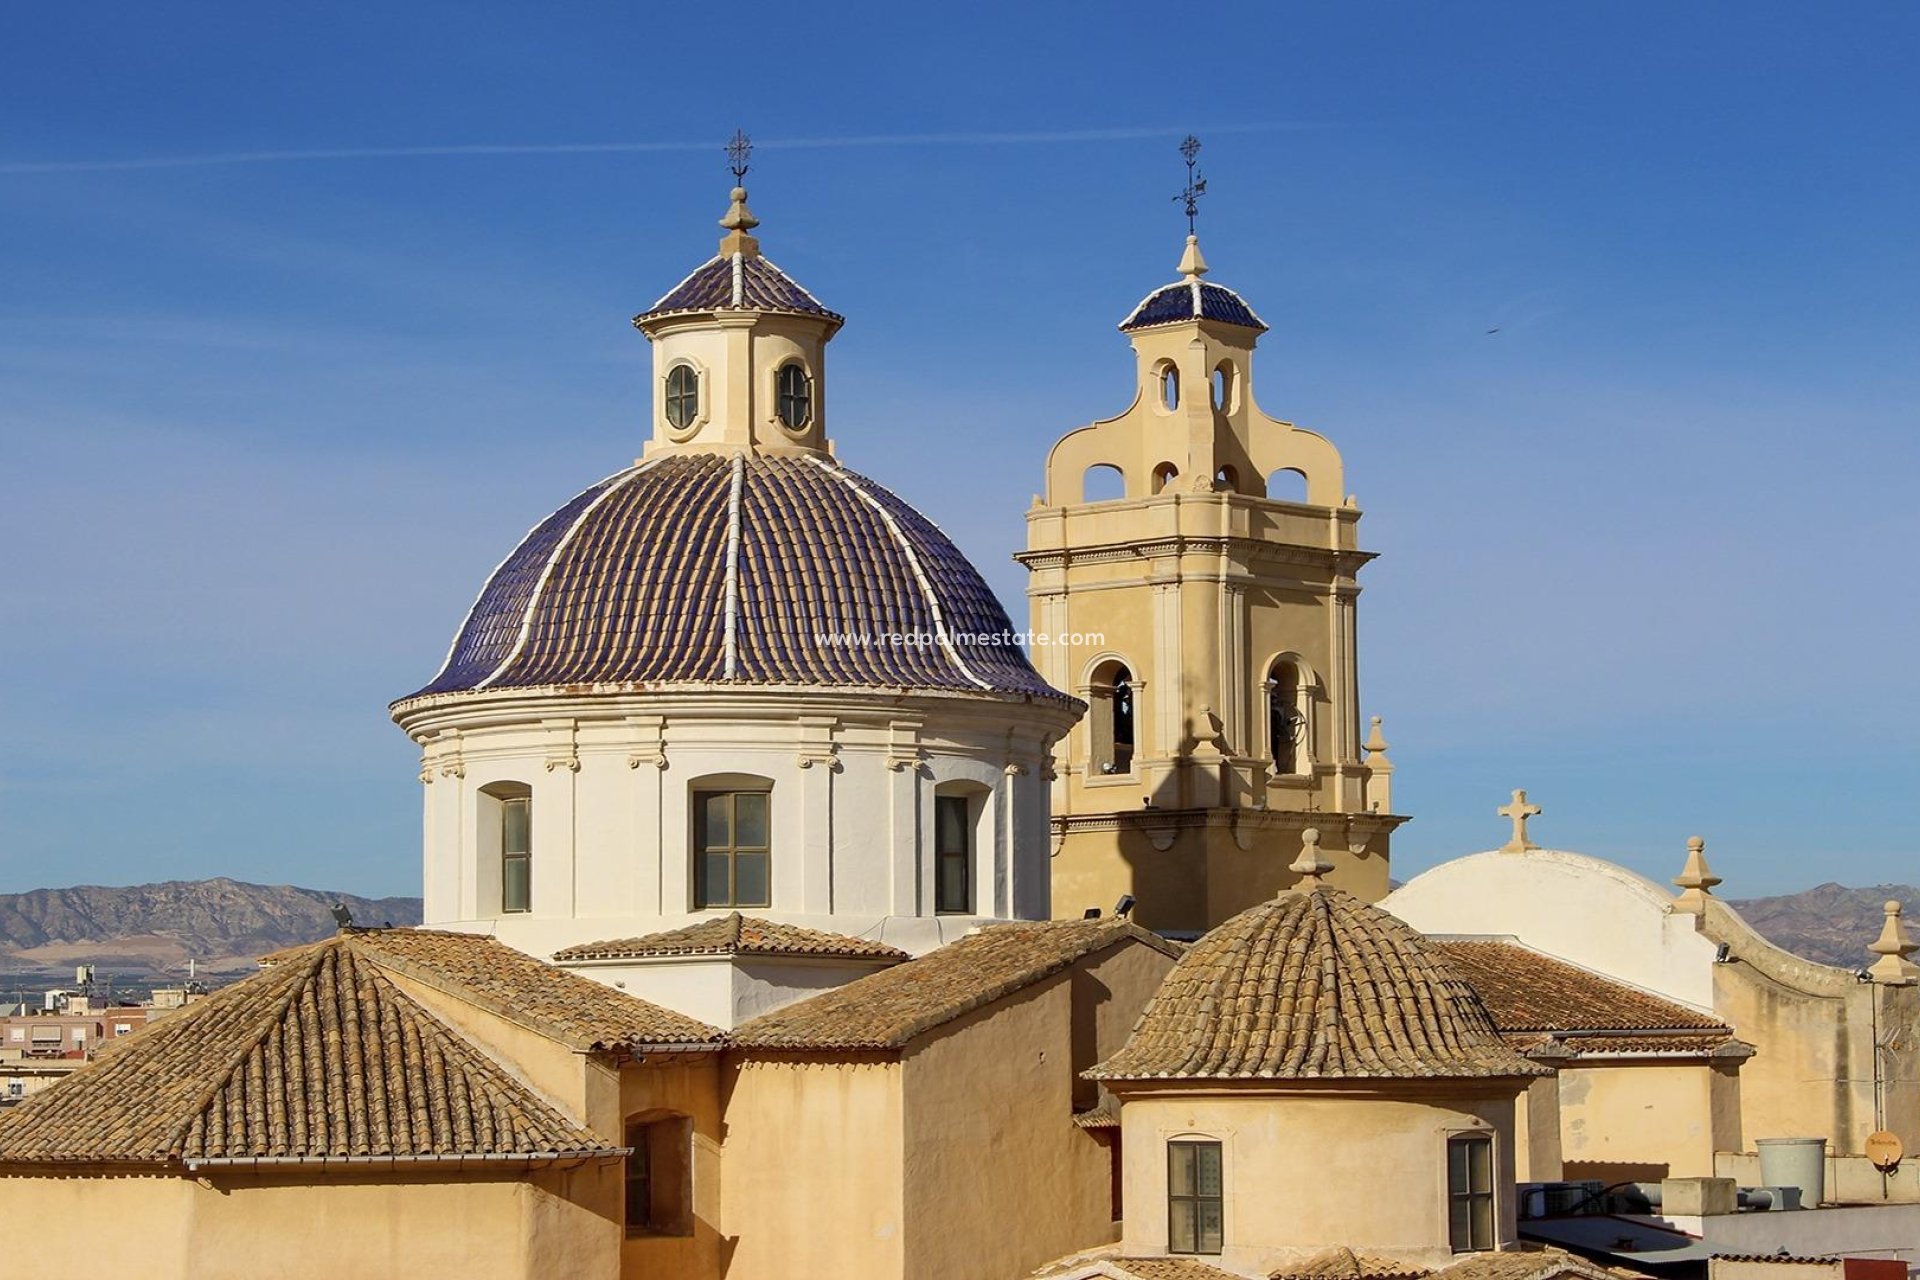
[402,453,1074,707]
[1433,940,1727,1034]
[0,937,614,1167]
[1507,1032,1748,1059]
[1429,1247,1647,1280]
[731,918,1182,1052]
[1089,888,1550,1082]
[343,928,723,1052]
[1268,1248,1428,1280]
[553,912,908,963]
[1102,1262,1247,1280]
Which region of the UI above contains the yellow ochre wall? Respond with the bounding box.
[621,1054,726,1280]
[0,1166,620,1280]
[1556,1061,1740,1182]
[1115,1087,1524,1275]
[719,1055,906,1279]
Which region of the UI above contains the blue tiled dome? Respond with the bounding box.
[1119,278,1267,333]
[402,453,1069,704]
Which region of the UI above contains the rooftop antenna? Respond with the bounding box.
[726,128,753,183]
[1174,134,1207,237]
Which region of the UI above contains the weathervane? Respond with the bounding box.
[1174,134,1206,236]
[726,129,753,183]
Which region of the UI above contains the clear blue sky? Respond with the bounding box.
[2,3,1915,899]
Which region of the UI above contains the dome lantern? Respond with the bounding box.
[633,135,844,462]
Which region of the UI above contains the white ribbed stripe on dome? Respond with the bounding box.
[803,456,993,692]
[415,462,643,692]
[729,253,744,306]
[721,451,745,679]
[472,458,663,692]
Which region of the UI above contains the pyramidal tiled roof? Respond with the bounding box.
[1088,887,1549,1082]
[401,452,1070,704]
[1119,278,1267,333]
[732,918,1182,1052]
[0,935,618,1167]
[641,251,843,328]
[554,913,909,963]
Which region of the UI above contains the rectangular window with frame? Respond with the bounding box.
[501,794,532,913]
[695,791,771,909]
[1167,1139,1223,1255]
[626,1115,694,1237]
[934,794,972,914]
[1447,1133,1496,1252]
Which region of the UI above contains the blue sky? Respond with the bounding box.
[2,2,1915,900]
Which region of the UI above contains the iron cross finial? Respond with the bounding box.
[726,129,753,184]
[1174,134,1207,236]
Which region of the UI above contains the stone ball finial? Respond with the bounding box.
[1289,827,1333,885]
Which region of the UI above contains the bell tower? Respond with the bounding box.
[1019,147,1405,932]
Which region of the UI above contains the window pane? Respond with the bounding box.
[735,792,769,848]
[1196,1143,1222,1197]
[1472,1193,1493,1250]
[700,852,731,907]
[1449,1196,1471,1250]
[935,796,968,855]
[1448,1137,1469,1187]
[502,797,530,855]
[1168,1143,1195,1196]
[701,794,731,848]
[1468,1136,1492,1193]
[937,853,970,914]
[1197,1200,1224,1254]
[734,852,770,908]
[502,854,530,913]
[1169,1202,1196,1254]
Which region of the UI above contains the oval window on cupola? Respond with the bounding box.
[776,362,812,430]
[665,364,700,430]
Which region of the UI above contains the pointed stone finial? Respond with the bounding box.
[1672,836,1722,914]
[1868,900,1920,986]
[1177,234,1209,279]
[1363,716,1390,760]
[718,186,762,257]
[1497,789,1542,854]
[1289,827,1332,887]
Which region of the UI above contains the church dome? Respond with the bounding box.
[403,451,1068,704]
[1090,870,1548,1082]
[1120,277,1267,333]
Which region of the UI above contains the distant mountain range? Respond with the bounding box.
[1727,882,1918,970]
[0,876,1904,992]
[0,878,421,990]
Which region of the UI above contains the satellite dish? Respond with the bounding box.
[1866,1130,1904,1172]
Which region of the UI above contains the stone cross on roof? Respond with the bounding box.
[1498,788,1542,854]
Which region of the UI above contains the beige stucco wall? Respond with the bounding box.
[1514,1074,1563,1182]
[1557,1061,1737,1182]
[620,1054,726,1280]
[1114,1086,1524,1275]
[0,1166,620,1280]
[720,1055,906,1279]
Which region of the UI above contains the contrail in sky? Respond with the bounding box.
[0,123,1327,175]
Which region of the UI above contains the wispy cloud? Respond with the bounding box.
[0,123,1328,176]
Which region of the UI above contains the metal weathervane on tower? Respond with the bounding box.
[727,128,753,183]
[1174,134,1207,236]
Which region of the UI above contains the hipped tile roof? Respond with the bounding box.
[553,913,909,963]
[641,251,843,325]
[1119,279,1267,333]
[1035,1246,1637,1280]
[1089,888,1549,1082]
[342,928,723,1052]
[402,453,1070,705]
[731,918,1182,1052]
[1432,939,1741,1059]
[0,935,617,1167]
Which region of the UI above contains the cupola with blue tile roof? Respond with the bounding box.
[391,153,1081,962]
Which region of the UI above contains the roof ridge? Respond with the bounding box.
[161,939,333,1158]
[474,459,659,692]
[805,457,993,692]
